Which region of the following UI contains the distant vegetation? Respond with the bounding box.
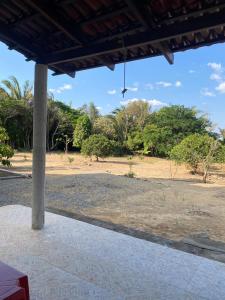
[0,127,14,166]
[0,75,225,182]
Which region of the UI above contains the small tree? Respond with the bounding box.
[73,115,92,148]
[170,134,225,183]
[0,127,14,166]
[56,134,73,154]
[81,134,113,161]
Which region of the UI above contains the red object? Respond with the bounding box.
[0,262,29,300]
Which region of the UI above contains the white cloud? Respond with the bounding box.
[175,81,182,87]
[208,62,222,73]
[189,70,195,74]
[107,89,116,95]
[120,98,168,107]
[148,99,168,106]
[127,86,138,92]
[96,106,102,110]
[145,81,181,89]
[145,83,154,90]
[210,73,222,81]
[201,88,215,97]
[216,82,225,93]
[49,83,72,94]
[156,81,172,88]
[62,84,72,90]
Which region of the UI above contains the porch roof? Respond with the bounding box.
[0,0,225,77]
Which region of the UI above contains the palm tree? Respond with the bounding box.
[0,76,33,101]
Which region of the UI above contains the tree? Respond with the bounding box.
[0,76,33,101]
[143,124,173,156]
[0,127,14,166]
[73,115,92,148]
[170,134,225,183]
[81,134,113,161]
[125,100,151,130]
[80,102,100,124]
[145,105,211,156]
[47,99,81,151]
[220,128,225,143]
[0,99,33,149]
[88,102,100,124]
[127,131,143,152]
[112,100,151,142]
[93,116,116,139]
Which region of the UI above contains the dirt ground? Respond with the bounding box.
[1,151,225,247]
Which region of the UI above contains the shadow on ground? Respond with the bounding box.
[1,172,225,263]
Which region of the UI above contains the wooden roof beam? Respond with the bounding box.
[80,6,129,27]
[0,21,41,56]
[43,9,225,65]
[24,0,84,45]
[98,55,115,71]
[124,0,173,64]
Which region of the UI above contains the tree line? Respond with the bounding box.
[0,76,225,182]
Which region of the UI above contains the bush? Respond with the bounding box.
[0,127,14,166]
[170,134,225,183]
[81,134,113,161]
[111,141,127,156]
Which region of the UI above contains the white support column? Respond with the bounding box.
[32,63,48,230]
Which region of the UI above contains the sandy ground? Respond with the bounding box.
[1,152,225,244]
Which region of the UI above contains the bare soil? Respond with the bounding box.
[1,151,224,246]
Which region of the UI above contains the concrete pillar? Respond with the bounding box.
[32,63,48,230]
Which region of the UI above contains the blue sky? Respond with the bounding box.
[0,41,224,130]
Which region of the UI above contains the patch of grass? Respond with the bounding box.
[124,171,136,178]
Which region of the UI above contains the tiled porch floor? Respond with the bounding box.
[0,205,224,299]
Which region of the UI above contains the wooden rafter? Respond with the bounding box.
[43,9,225,65]
[124,0,173,64]
[24,0,84,45]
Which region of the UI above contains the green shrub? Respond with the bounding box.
[170,134,225,183]
[81,134,113,161]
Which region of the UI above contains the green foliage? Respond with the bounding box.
[81,134,113,161]
[127,131,143,152]
[150,105,210,137]
[93,116,117,139]
[0,127,14,166]
[73,115,92,148]
[143,124,173,156]
[170,134,225,182]
[0,76,32,101]
[114,100,151,142]
[142,105,211,157]
[110,141,127,156]
[47,100,81,152]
